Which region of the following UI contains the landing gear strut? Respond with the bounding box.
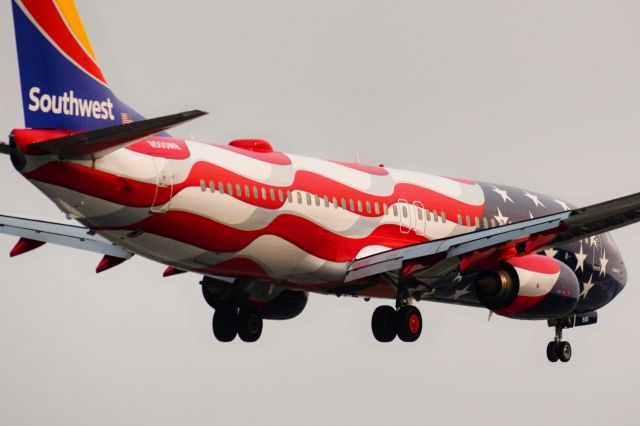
[546,325,572,363]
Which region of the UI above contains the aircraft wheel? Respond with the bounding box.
[396,305,422,342]
[546,341,559,362]
[558,341,572,363]
[212,309,238,342]
[238,307,263,342]
[371,305,397,342]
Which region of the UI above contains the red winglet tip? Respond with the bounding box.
[10,238,45,257]
[163,266,186,277]
[96,255,127,273]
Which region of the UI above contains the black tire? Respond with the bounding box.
[238,307,263,343]
[559,341,572,363]
[546,341,559,362]
[212,309,238,342]
[371,305,397,342]
[396,305,422,342]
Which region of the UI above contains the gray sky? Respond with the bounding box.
[1,1,640,425]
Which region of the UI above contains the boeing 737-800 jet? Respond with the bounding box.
[1,0,638,363]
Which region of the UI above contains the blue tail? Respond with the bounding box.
[12,0,145,131]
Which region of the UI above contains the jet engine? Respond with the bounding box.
[201,276,308,320]
[474,254,579,320]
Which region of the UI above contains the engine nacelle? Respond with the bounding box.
[475,254,580,320]
[249,289,308,320]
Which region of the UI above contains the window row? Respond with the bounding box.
[198,179,507,229]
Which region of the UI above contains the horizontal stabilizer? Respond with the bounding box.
[0,142,9,155]
[31,110,207,158]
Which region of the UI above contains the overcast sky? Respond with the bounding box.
[1,1,640,425]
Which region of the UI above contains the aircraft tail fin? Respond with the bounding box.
[12,0,144,131]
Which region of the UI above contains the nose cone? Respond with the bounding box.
[604,233,627,297]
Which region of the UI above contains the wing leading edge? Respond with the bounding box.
[346,191,640,283]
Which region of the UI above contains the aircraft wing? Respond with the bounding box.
[346,191,640,283]
[0,213,132,260]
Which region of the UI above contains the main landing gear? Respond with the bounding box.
[546,324,572,363]
[371,304,423,342]
[212,307,263,343]
[203,285,263,343]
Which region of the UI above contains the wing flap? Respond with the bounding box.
[0,214,132,259]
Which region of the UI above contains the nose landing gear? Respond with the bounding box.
[546,324,572,363]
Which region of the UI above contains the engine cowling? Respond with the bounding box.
[475,254,580,320]
[249,289,308,320]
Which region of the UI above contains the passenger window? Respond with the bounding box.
[466,215,471,226]
[341,198,347,210]
[417,208,423,220]
[349,199,355,211]
[270,188,276,201]
[491,218,496,228]
[209,180,216,193]
[200,179,206,192]
[278,189,284,202]
[383,203,388,215]
[244,185,250,197]
[374,202,380,215]
[482,217,488,229]
[357,200,363,213]
[287,191,293,203]
[457,214,462,225]
[402,206,408,218]
[306,193,312,205]
[227,183,233,196]
[441,212,446,222]
[392,205,398,217]
[236,184,242,197]
[218,182,225,194]
[324,195,329,207]
[332,196,338,208]
[475,216,480,228]
[261,187,267,200]
[253,186,259,199]
[315,194,320,206]
[297,192,303,204]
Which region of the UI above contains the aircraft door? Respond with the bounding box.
[150,157,173,213]
[398,199,413,234]
[413,201,426,236]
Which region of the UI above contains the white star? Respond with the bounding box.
[575,243,587,273]
[451,285,471,300]
[554,199,570,211]
[599,250,609,277]
[493,207,509,226]
[544,248,559,258]
[453,273,463,283]
[492,186,514,204]
[580,274,595,299]
[590,236,599,249]
[529,211,534,219]
[524,191,545,208]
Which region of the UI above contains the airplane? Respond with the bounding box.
[1,0,638,363]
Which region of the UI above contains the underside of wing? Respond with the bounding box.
[0,213,132,272]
